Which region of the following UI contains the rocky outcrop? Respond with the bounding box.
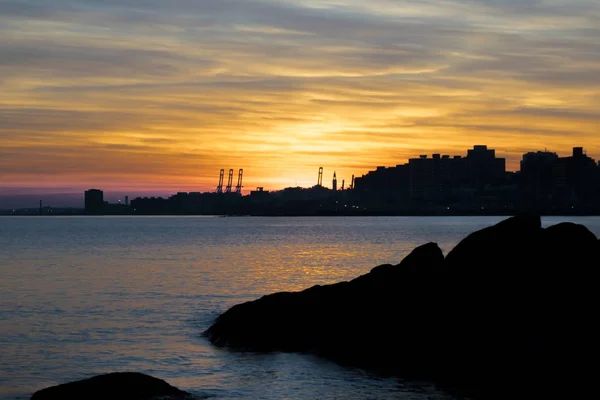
[207,242,444,360]
[30,372,200,400]
[206,216,600,398]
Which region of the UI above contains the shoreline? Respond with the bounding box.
[3,212,600,217]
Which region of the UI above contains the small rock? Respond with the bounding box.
[31,372,200,400]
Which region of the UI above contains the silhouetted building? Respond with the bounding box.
[564,147,598,205]
[520,151,560,205]
[130,196,170,214]
[408,154,468,202]
[518,147,600,210]
[466,145,506,188]
[354,145,510,210]
[354,164,410,207]
[409,155,435,201]
[84,189,104,215]
[250,187,269,197]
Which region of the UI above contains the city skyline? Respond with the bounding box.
[2,143,598,210]
[2,1,600,195]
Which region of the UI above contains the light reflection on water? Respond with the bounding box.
[1,216,599,399]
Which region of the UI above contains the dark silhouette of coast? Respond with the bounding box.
[205,215,600,399]
[5,144,600,216]
[111,145,600,217]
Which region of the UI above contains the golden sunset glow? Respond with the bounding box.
[2,0,600,195]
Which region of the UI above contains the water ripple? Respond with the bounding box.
[1,216,598,399]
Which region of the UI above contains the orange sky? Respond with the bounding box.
[1,0,599,194]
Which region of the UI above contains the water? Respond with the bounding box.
[1,216,599,399]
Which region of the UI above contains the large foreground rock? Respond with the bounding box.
[31,372,199,400]
[206,216,600,398]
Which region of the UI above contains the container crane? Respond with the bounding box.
[216,169,224,193]
[235,169,244,194]
[225,169,234,193]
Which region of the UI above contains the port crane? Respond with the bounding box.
[235,169,244,194]
[216,169,224,193]
[225,169,234,193]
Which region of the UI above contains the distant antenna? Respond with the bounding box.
[225,169,234,193]
[318,167,323,187]
[235,169,244,194]
[216,169,225,193]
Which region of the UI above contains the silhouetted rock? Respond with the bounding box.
[30,372,199,400]
[206,241,444,360]
[206,216,600,399]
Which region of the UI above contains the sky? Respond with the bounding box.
[1,0,600,196]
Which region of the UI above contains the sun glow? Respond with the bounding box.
[1,0,599,195]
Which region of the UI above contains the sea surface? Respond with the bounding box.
[1,216,599,399]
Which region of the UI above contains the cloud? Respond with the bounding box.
[1,0,599,193]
